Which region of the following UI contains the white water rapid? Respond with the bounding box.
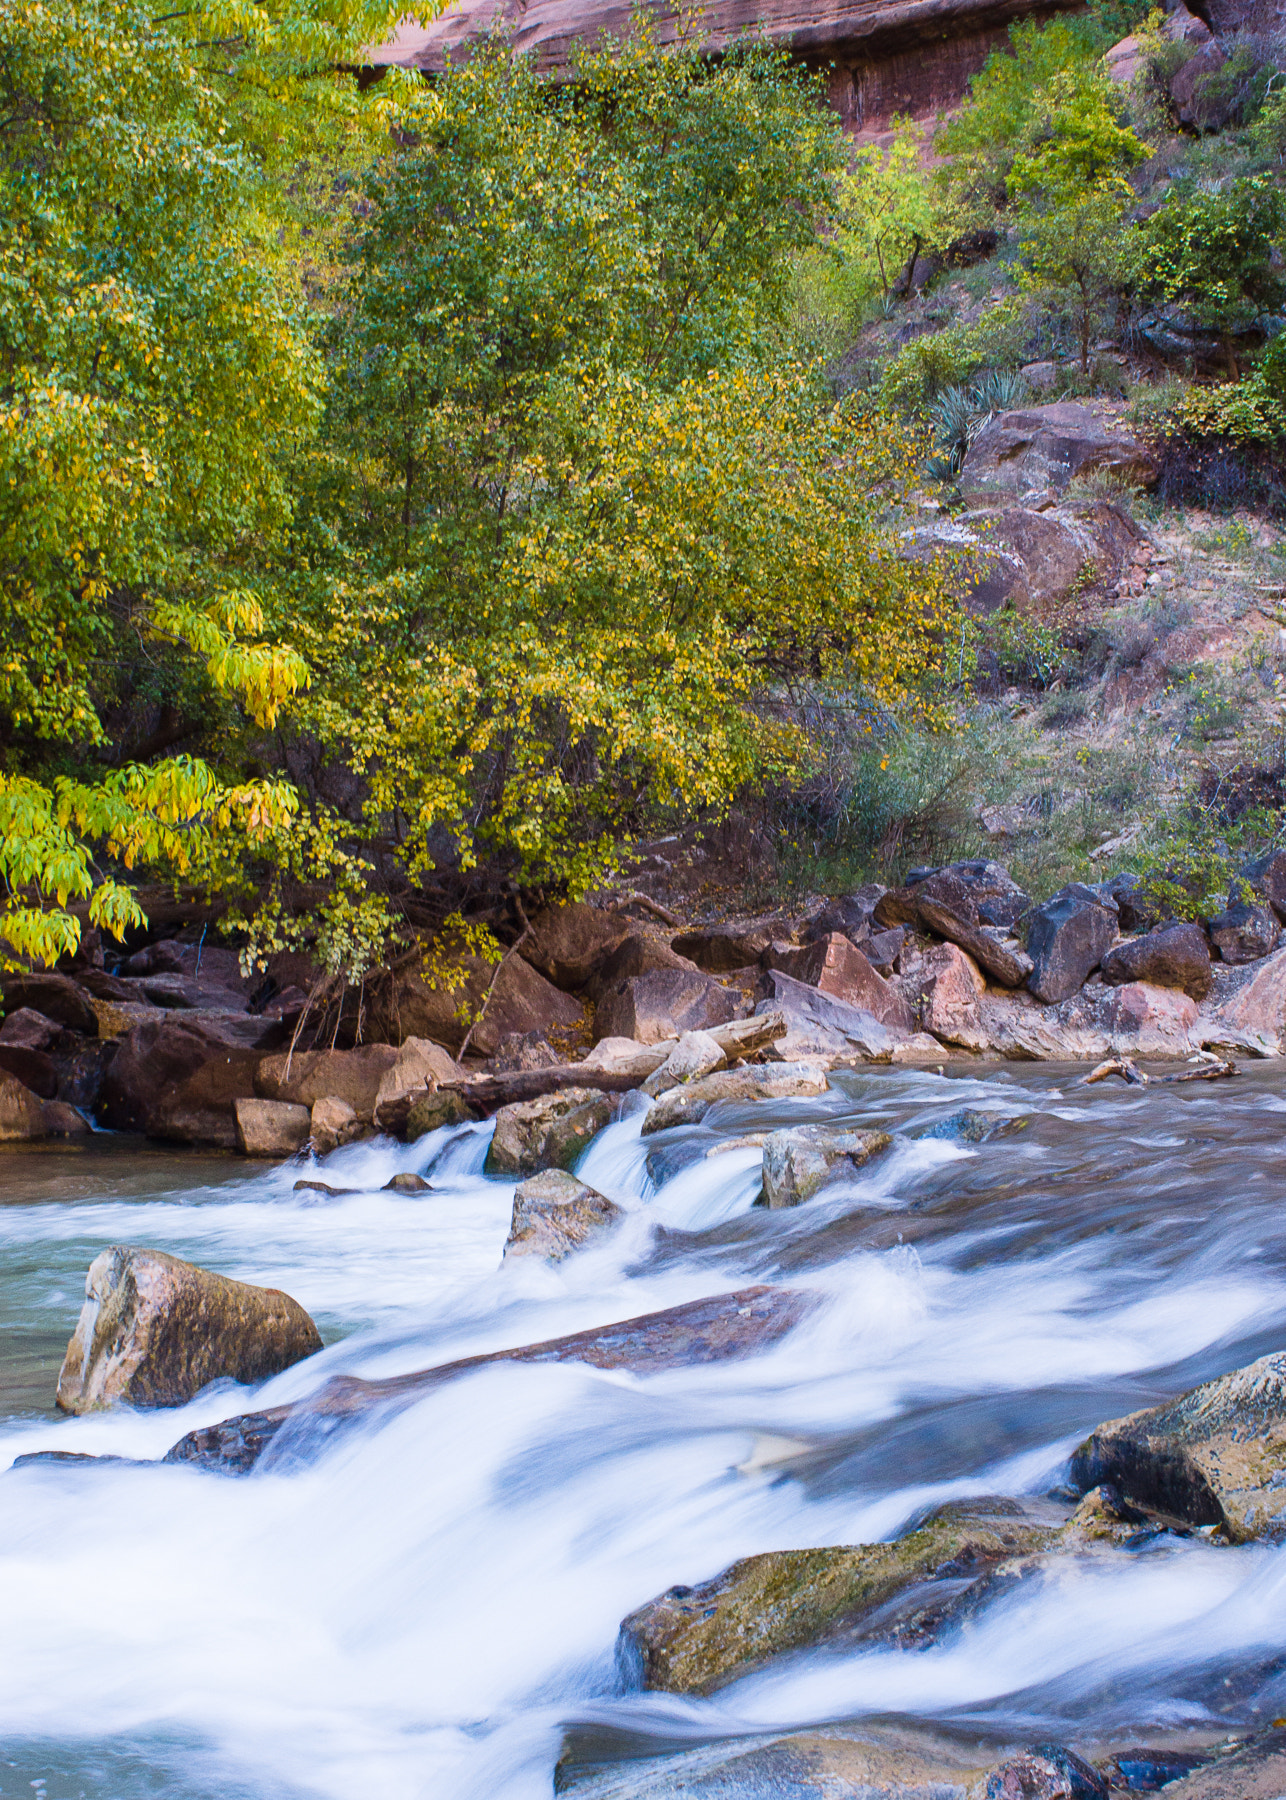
[4,1064,1286,1798]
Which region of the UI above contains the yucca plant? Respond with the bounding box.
[927,369,1030,480]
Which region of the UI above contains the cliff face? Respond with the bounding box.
[361,0,1085,131]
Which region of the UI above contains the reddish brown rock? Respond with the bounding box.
[876,869,1032,988]
[672,918,784,973]
[0,1006,62,1050]
[0,1044,58,1098]
[959,403,1158,506]
[519,903,628,990]
[99,1014,284,1148]
[1100,921,1212,1002]
[765,933,914,1032]
[255,1043,398,1118]
[0,1071,54,1140]
[1101,982,1198,1056]
[56,1246,322,1413]
[1207,901,1279,966]
[917,941,988,1051]
[595,967,738,1044]
[371,1037,463,1131]
[1200,947,1286,1056]
[374,948,586,1054]
[0,973,97,1036]
[234,1098,312,1158]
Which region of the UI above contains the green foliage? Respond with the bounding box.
[831,120,948,305]
[878,301,1030,409]
[1173,331,1286,441]
[290,41,953,896]
[1015,185,1141,373]
[1006,70,1150,203]
[1141,176,1286,365]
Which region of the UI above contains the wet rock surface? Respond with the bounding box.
[760,1123,892,1206]
[485,1088,614,1175]
[56,1246,322,1413]
[1070,1348,1286,1540]
[617,1500,1058,1695]
[641,1062,829,1133]
[504,1169,623,1261]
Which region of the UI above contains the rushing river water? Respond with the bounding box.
[4,1063,1286,1798]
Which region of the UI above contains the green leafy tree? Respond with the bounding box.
[0,0,391,964]
[1141,177,1286,376]
[282,41,953,897]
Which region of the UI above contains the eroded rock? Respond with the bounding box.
[959,402,1158,505]
[56,1246,321,1413]
[406,1088,474,1139]
[371,1037,464,1133]
[98,1014,284,1148]
[594,966,738,1045]
[310,1094,362,1155]
[765,932,914,1032]
[504,1169,623,1261]
[256,1044,399,1118]
[484,1087,613,1175]
[760,1123,891,1206]
[640,1030,726,1095]
[757,971,898,1062]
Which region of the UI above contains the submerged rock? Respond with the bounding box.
[56,1246,322,1413]
[1100,922,1212,1002]
[406,1088,474,1139]
[977,1745,1108,1799]
[558,1728,986,1797]
[918,1108,1026,1143]
[484,1088,613,1175]
[1148,1728,1286,1798]
[166,1285,813,1473]
[760,1123,891,1207]
[616,1501,1057,1694]
[503,1169,622,1261]
[1070,1349,1286,1540]
[641,1062,828,1134]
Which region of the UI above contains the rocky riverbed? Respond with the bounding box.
[8,1059,1286,1796]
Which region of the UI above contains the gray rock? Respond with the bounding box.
[1149,1727,1286,1799]
[504,1169,623,1261]
[764,932,914,1032]
[1100,920,1213,1001]
[757,971,898,1061]
[760,1123,891,1206]
[484,1087,613,1175]
[918,1108,1026,1143]
[640,1030,726,1096]
[1070,1348,1286,1540]
[1207,900,1280,966]
[1096,871,1157,932]
[641,1061,829,1134]
[56,1246,321,1413]
[863,925,906,974]
[406,1088,474,1139]
[233,1097,311,1158]
[1025,884,1117,1005]
[383,1172,434,1192]
[876,868,1033,988]
[1236,850,1286,924]
[559,1730,983,1797]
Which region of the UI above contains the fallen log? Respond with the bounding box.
[1083,1053,1238,1088]
[162,1285,814,1475]
[439,1066,644,1107]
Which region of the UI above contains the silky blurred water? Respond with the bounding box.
[3,1063,1286,1798]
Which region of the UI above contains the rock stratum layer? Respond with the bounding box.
[361,0,1086,131]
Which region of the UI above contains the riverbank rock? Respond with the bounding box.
[0,1071,57,1140]
[371,1037,463,1132]
[1207,901,1279,966]
[617,1502,1058,1694]
[1100,921,1213,1001]
[309,1094,363,1154]
[0,972,98,1036]
[165,1284,814,1472]
[374,949,585,1054]
[56,1246,322,1413]
[1237,850,1286,922]
[1200,948,1286,1055]
[255,1044,399,1118]
[594,966,738,1044]
[578,1036,674,1079]
[640,1030,726,1094]
[977,1746,1109,1799]
[234,1097,311,1158]
[484,1088,614,1175]
[1070,1349,1286,1540]
[1026,885,1118,1005]
[642,1062,829,1134]
[757,971,898,1061]
[503,1170,623,1261]
[98,1014,285,1147]
[916,942,989,1052]
[876,867,1032,988]
[760,1124,892,1207]
[765,932,914,1032]
[519,902,628,989]
[959,402,1158,505]
[1152,1727,1286,1799]
[672,917,784,972]
[0,1007,62,1050]
[560,1730,987,1797]
[406,1088,474,1138]
[0,1043,57,1098]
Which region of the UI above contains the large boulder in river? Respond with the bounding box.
[760,1123,891,1206]
[1100,920,1212,1001]
[1025,883,1118,1005]
[1071,1349,1286,1541]
[234,1097,311,1158]
[371,1036,463,1132]
[99,1013,284,1147]
[503,1169,622,1261]
[594,966,737,1044]
[764,932,913,1032]
[617,1501,1057,1694]
[55,1246,322,1413]
[958,402,1158,505]
[484,1087,613,1175]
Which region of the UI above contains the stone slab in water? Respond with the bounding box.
[164,1284,814,1473]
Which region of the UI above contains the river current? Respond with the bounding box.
[3,1063,1286,1798]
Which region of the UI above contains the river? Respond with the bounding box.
[3,1063,1286,1798]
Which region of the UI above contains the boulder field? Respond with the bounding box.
[8,847,1286,1152]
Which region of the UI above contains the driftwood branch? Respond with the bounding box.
[604,890,683,928]
[439,1067,644,1107]
[1083,1054,1238,1088]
